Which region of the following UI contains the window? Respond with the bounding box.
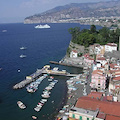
[79,116,82,120]
[72,114,75,118]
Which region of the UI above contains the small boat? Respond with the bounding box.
[17,101,26,109]
[18,69,20,72]
[41,93,50,98]
[32,116,37,119]
[20,54,26,58]
[2,30,7,32]
[20,47,27,50]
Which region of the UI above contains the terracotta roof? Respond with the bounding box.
[106,43,117,47]
[113,76,120,81]
[106,115,120,120]
[107,96,113,101]
[97,112,106,119]
[92,70,103,75]
[75,96,120,117]
[97,57,106,60]
[109,63,118,68]
[72,50,78,53]
[87,92,103,99]
[88,57,94,60]
[109,70,120,74]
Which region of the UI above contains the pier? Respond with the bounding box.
[13,65,78,89]
[13,66,49,89]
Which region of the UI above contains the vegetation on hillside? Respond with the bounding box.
[68,25,120,47]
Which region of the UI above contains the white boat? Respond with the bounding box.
[20,54,26,58]
[32,116,37,119]
[17,101,26,109]
[20,47,27,50]
[2,30,7,32]
[41,93,50,98]
[35,24,50,29]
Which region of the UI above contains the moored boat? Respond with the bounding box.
[17,101,26,109]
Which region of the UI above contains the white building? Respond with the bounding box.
[95,45,104,55]
[70,50,78,58]
[105,43,117,52]
[96,57,107,66]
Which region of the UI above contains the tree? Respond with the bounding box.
[90,25,96,33]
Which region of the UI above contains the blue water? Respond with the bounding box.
[0,23,92,120]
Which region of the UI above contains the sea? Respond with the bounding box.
[0,23,94,120]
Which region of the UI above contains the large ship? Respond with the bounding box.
[35,24,50,29]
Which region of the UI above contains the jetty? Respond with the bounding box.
[13,65,50,89]
[13,65,78,89]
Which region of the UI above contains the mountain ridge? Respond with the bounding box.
[24,0,120,24]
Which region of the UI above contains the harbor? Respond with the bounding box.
[13,65,78,89]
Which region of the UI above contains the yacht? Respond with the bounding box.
[20,54,26,58]
[35,24,50,29]
[17,101,26,109]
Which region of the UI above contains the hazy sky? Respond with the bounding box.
[0,0,111,23]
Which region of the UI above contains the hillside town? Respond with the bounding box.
[56,41,120,120]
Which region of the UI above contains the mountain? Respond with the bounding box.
[24,0,120,24]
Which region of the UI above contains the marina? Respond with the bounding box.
[13,65,78,89]
[34,78,58,112]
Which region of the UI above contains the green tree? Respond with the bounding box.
[90,25,96,33]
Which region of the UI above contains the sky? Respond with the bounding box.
[0,0,111,23]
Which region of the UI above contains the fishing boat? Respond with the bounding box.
[17,101,26,109]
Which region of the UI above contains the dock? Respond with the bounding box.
[13,65,78,89]
[13,66,49,89]
[49,61,83,68]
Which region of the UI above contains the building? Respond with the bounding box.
[70,50,78,58]
[84,54,94,66]
[105,43,117,52]
[96,57,107,66]
[69,96,120,120]
[90,70,106,90]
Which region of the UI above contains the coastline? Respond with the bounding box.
[50,55,87,68]
[52,57,91,120]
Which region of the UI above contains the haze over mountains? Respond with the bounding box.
[24,0,120,24]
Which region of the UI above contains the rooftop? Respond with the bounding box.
[70,107,98,118]
[75,96,120,117]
